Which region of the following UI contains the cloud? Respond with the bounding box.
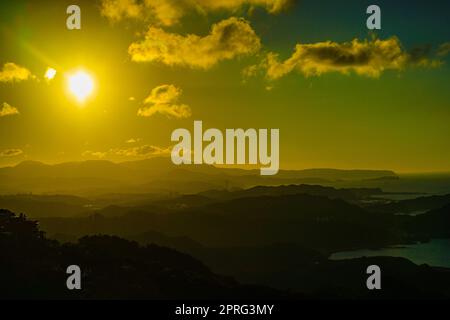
[197,0,294,13]
[0,103,19,117]
[138,103,192,118]
[0,63,33,83]
[405,44,444,68]
[100,0,143,22]
[249,37,446,81]
[82,151,107,159]
[0,149,23,157]
[437,42,450,57]
[100,0,294,26]
[126,138,140,143]
[137,84,192,119]
[128,17,261,69]
[111,144,171,157]
[83,145,171,159]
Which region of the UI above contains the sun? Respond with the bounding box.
[67,70,95,103]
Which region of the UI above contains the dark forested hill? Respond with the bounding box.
[39,193,403,251]
[366,194,450,214]
[2,208,450,299]
[406,203,450,238]
[0,209,288,300]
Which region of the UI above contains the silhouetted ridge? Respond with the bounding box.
[0,209,288,299]
[367,194,450,214]
[0,159,399,195]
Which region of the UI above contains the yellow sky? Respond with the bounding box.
[0,0,449,173]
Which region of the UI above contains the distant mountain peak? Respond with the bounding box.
[15,160,47,168]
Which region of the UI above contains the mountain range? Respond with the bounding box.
[0,158,398,195]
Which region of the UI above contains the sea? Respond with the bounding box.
[330,239,450,268]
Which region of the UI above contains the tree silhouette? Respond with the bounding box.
[0,209,286,299]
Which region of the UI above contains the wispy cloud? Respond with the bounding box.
[83,145,171,159]
[82,151,107,159]
[197,0,294,14]
[137,84,191,119]
[100,0,143,22]
[125,138,140,144]
[128,17,261,69]
[100,0,294,26]
[111,144,171,157]
[246,37,448,81]
[0,102,19,117]
[0,63,33,83]
[0,149,23,157]
[437,42,450,57]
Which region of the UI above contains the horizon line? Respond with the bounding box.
[1,158,450,175]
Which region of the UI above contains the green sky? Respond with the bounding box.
[0,0,449,172]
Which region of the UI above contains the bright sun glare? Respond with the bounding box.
[67,70,95,103]
[44,67,57,80]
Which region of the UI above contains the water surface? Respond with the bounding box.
[330,239,450,268]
